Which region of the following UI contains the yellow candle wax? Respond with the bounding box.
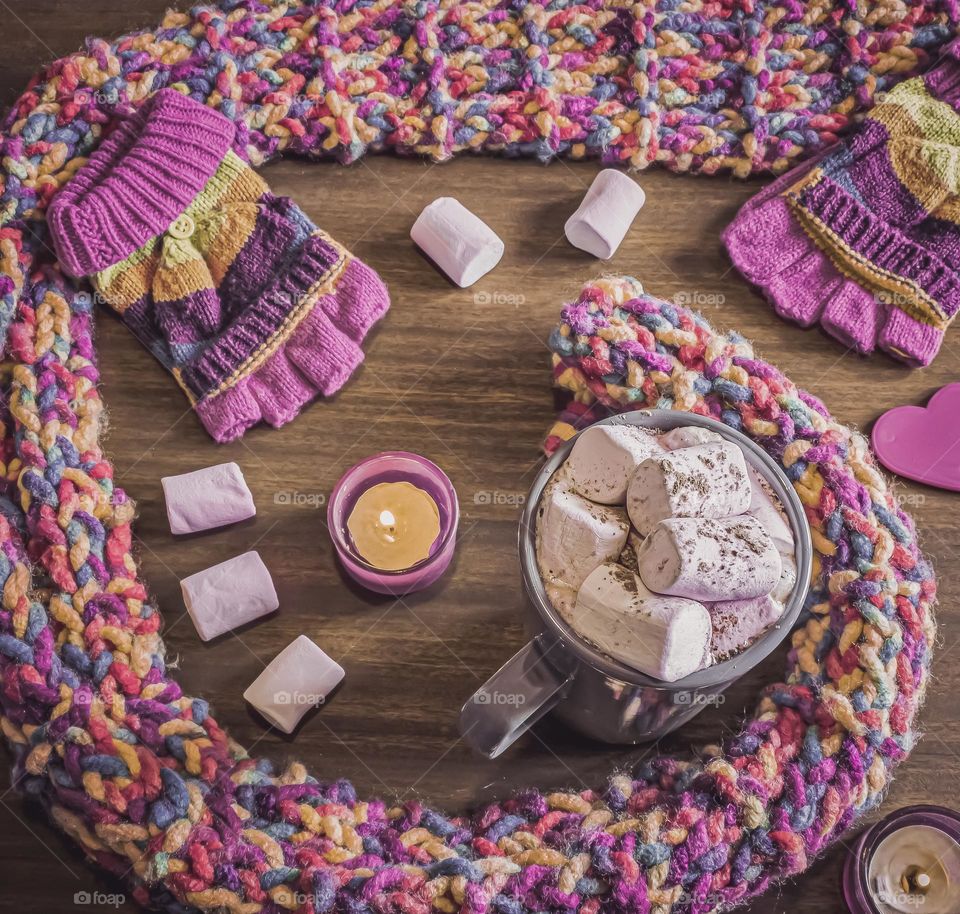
[347,481,441,571]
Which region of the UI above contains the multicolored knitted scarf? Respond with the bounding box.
[0,2,941,913]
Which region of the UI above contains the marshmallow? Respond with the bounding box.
[626,441,752,536]
[410,197,504,287]
[244,635,345,734]
[161,462,255,535]
[657,432,797,555]
[745,466,798,603]
[566,425,664,505]
[699,643,714,671]
[773,553,799,603]
[636,515,781,602]
[658,425,724,450]
[573,563,711,681]
[536,479,629,589]
[181,551,278,641]
[709,594,784,660]
[564,170,646,259]
[747,465,795,555]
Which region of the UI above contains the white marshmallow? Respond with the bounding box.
[181,551,278,641]
[773,552,798,603]
[410,197,504,287]
[709,594,784,659]
[243,635,345,734]
[162,461,255,534]
[658,425,724,451]
[747,465,795,555]
[699,642,714,672]
[564,170,645,259]
[636,515,781,602]
[626,441,752,536]
[573,563,711,681]
[657,432,796,557]
[566,425,664,505]
[744,465,799,604]
[536,479,629,590]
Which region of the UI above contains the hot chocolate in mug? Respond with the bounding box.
[459,410,813,759]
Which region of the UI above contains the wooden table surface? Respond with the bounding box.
[2,5,958,913]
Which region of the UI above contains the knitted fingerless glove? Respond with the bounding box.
[48,89,389,442]
[724,42,960,367]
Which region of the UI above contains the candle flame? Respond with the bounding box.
[379,509,396,532]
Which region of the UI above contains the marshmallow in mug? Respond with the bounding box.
[575,563,711,681]
[709,594,784,660]
[565,425,664,505]
[773,553,799,603]
[658,425,723,451]
[661,427,796,551]
[536,479,629,590]
[181,551,278,641]
[662,426,798,581]
[636,514,781,602]
[410,197,504,288]
[162,461,255,534]
[627,441,752,536]
[747,465,795,555]
[244,635,344,734]
[564,170,646,259]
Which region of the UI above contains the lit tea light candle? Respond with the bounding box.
[346,481,441,571]
[328,452,459,595]
[844,806,960,914]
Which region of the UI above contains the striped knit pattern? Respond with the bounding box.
[725,41,960,366]
[47,90,390,443]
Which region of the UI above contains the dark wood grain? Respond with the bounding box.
[1,6,958,913]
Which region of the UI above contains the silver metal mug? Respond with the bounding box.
[459,410,813,758]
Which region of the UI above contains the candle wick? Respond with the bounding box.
[900,865,932,895]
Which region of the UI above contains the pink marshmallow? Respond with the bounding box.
[709,594,784,660]
[162,461,255,534]
[243,635,345,733]
[180,551,278,641]
[410,197,504,287]
[564,170,646,259]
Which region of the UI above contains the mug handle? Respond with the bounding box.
[459,634,575,758]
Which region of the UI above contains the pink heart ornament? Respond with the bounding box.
[871,382,960,492]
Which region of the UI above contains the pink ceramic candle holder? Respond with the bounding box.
[327,452,459,595]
